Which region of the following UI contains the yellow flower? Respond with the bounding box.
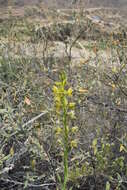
[111,84,116,90]
[53,86,58,94]
[55,96,61,112]
[57,139,62,145]
[71,126,78,133]
[70,140,77,148]
[67,88,73,96]
[56,102,61,112]
[55,127,62,135]
[68,110,75,119]
[55,82,61,86]
[55,96,61,104]
[69,102,75,109]
[62,79,67,87]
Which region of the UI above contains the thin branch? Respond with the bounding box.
[0,178,55,188]
[22,111,48,128]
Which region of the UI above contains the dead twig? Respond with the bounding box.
[0,178,56,188]
[22,111,48,128]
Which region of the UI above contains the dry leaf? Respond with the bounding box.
[120,144,126,152]
[80,59,90,65]
[24,97,31,105]
[78,88,88,94]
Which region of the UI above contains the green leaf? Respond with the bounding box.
[117,173,122,183]
[0,109,7,114]
[106,181,110,190]
[57,173,62,185]
[93,146,97,155]
[92,138,97,146]
[24,180,28,189]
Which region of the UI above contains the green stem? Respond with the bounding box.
[62,100,69,190]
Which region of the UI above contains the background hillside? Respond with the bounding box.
[0,0,127,8]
